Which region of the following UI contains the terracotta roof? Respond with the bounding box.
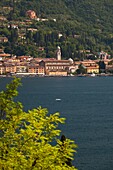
[44,60,70,63]
[82,60,96,64]
[0,53,11,57]
[87,66,99,69]
[18,56,31,59]
[41,58,56,61]
[4,63,16,66]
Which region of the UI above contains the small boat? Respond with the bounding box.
[90,73,96,77]
[56,98,61,101]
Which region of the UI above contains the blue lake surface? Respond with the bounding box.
[0,76,113,170]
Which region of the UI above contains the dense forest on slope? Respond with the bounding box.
[0,0,113,59]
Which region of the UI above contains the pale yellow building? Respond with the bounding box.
[86,66,99,73]
[81,60,99,74]
[4,63,16,74]
[48,71,67,76]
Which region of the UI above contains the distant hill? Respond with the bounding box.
[1,0,113,29]
[1,0,113,58]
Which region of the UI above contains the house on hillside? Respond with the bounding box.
[98,51,111,60]
[26,10,37,19]
[0,37,8,43]
[0,16,7,21]
[0,53,11,60]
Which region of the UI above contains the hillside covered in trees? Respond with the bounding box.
[0,0,113,59]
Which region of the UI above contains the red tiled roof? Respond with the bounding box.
[44,60,70,63]
[0,53,11,57]
[18,56,31,59]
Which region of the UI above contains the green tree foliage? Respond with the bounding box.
[9,28,19,43]
[76,63,87,74]
[0,78,77,170]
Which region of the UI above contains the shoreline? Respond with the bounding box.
[0,73,113,78]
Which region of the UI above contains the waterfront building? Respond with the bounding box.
[16,62,28,73]
[28,62,45,76]
[28,64,38,74]
[75,60,99,74]
[83,61,99,74]
[106,65,113,73]
[69,65,79,73]
[4,62,16,74]
[40,59,72,76]
[86,65,99,74]
[0,62,5,74]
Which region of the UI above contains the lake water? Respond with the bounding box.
[0,76,113,170]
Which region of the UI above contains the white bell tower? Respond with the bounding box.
[56,46,61,60]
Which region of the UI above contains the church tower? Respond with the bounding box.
[56,46,61,60]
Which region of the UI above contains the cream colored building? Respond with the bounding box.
[0,62,5,74]
[16,62,28,73]
[48,71,67,76]
[80,60,99,74]
[39,59,72,76]
[4,63,16,74]
[86,66,99,73]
